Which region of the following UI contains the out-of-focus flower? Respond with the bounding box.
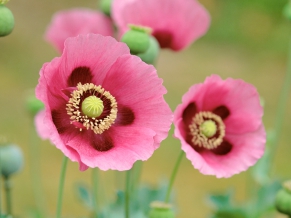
[0,4,14,37]
[45,8,114,52]
[0,143,24,178]
[173,75,265,178]
[112,0,210,51]
[35,34,172,171]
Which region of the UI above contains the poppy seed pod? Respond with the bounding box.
[121,25,151,55]
[0,0,10,4]
[149,202,175,218]
[275,180,291,216]
[0,5,14,37]
[137,36,160,65]
[0,144,24,178]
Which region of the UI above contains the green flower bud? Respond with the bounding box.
[0,144,24,178]
[149,201,175,218]
[137,36,160,65]
[284,1,291,21]
[275,180,291,216]
[100,0,112,16]
[0,0,10,4]
[121,25,152,55]
[0,5,14,37]
[26,94,44,116]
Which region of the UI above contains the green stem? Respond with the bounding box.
[29,122,47,215]
[56,156,68,218]
[165,151,184,203]
[4,176,12,216]
[0,153,2,216]
[132,161,143,195]
[92,168,99,218]
[270,39,291,161]
[125,170,131,218]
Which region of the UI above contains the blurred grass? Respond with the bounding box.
[0,0,291,217]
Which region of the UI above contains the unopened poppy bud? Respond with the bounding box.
[0,0,10,4]
[0,144,24,178]
[149,201,175,218]
[137,36,160,65]
[275,180,291,215]
[0,5,14,37]
[100,0,112,16]
[284,1,291,21]
[26,94,44,116]
[121,25,152,55]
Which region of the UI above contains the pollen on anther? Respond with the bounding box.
[189,111,225,150]
[66,82,118,135]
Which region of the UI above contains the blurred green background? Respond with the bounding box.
[0,0,291,217]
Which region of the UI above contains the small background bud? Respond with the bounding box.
[284,0,291,21]
[0,5,14,37]
[275,180,291,216]
[0,0,10,4]
[25,94,44,116]
[0,144,24,178]
[100,0,112,16]
[149,201,175,218]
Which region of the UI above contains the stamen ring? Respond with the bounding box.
[189,111,225,150]
[66,83,117,134]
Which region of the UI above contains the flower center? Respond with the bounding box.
[189,111,225,150]
[200,120,217,138]
[66,83,117,134]
[81,96,104,118]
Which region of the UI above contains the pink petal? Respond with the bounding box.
[61,34,130,86]
[36,34,130,105]
[102,54,173,148]
[176,119,265,178]
[35,110,50,140]
[112,0,210,50]
[36,107,82,164]
[198,125,266,178]
[45,8,114,52]
[67,126,156,170]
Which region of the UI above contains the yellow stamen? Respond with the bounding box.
[189,111,225,150]
[66,83,117,134]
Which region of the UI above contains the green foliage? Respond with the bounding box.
[75,183,94,210]
[208,181,281,218]
[75,181,169,218]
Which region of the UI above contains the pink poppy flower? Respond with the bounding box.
[112,0,210,51]
[173,75,265,178]
[35,34,172,171]
[45,8,114,52]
